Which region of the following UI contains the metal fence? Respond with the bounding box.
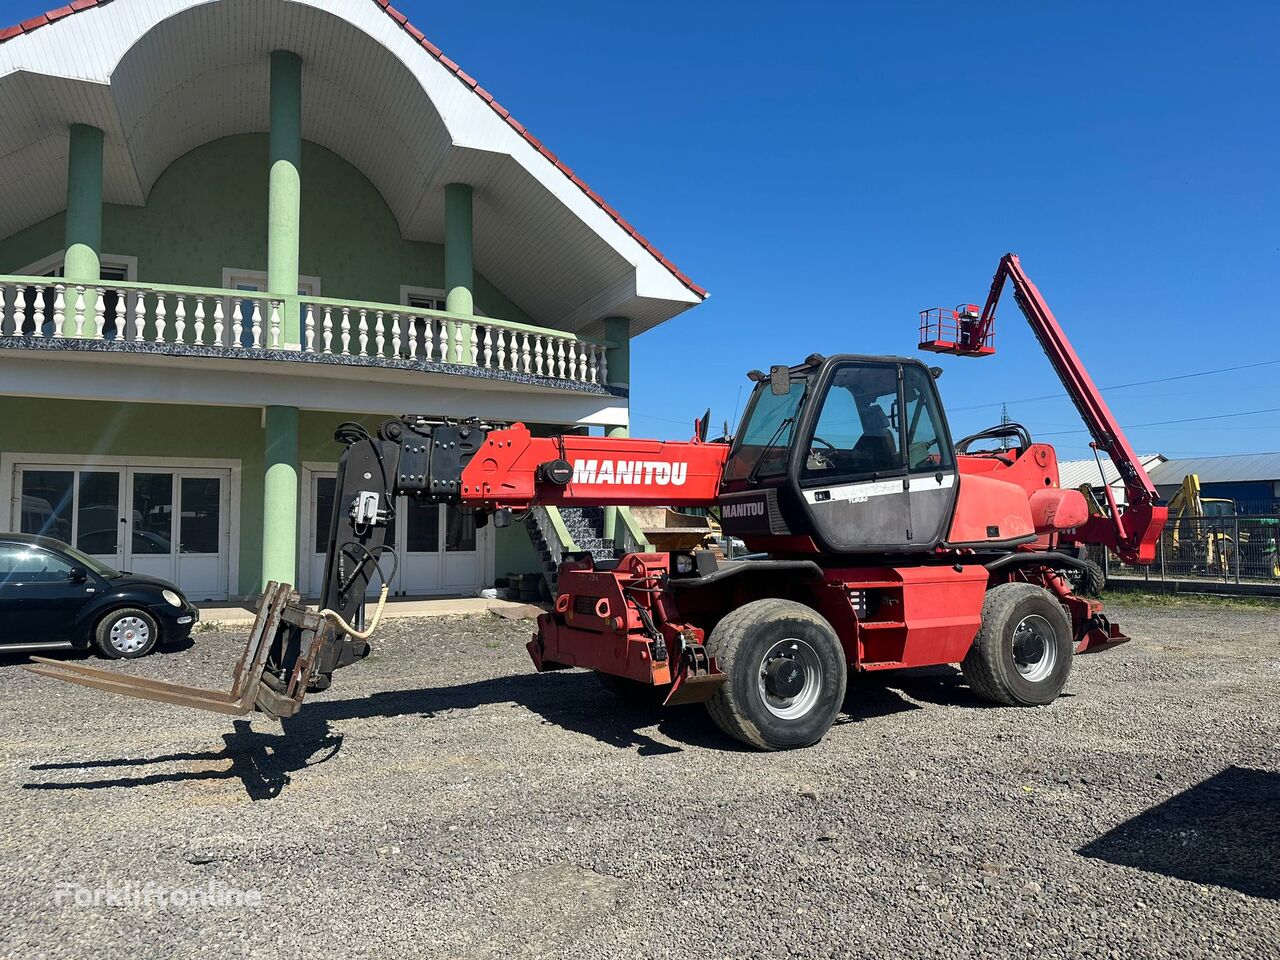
[1088,514,1280,586]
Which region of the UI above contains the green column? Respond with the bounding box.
[601,315,632,543]
[269,50,302,347]
[64,124,104,336]
[444,182,474,362]
[262,405,300,590]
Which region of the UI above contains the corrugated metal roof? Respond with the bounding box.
[1057,455,1164,490]
[1148,453,1280,485]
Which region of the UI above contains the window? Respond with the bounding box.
[132,473,173,556]
[76,471,120,554]
[0,545,77,582]
[801,361,902,481]
[901,364,953,473]
[20,470,74,542]
[179,477,222,555]
[723,377,808,482]
[444,506,477,552]
[400,288,488,362]
[222,269,321,348]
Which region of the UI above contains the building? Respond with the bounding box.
[1149,454,1280,515]
[0,0,704,600]
[1057,454,1166,508]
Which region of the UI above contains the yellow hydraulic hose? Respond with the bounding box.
[319,584,390,640]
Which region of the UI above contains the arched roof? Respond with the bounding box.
[0,0,705,333]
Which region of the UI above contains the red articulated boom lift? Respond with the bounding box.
[27,254,1167,751]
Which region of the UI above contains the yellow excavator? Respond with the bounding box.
[1166,474,1237,576]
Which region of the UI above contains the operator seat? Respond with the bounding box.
[851,405,897,473]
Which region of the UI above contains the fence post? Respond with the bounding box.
[1234,517,1241,584]
[1158,535,1165,583]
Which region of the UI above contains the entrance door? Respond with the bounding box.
[307,474,489,598]
[14,464,230,599]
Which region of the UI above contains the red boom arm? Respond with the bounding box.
[967,253,1166,564]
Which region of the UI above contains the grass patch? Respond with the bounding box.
[1102,589,1280,610]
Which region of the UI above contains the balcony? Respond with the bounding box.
[0,274,613,387]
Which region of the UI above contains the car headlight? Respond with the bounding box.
[162,589,184,608]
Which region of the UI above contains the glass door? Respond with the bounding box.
[174,474,226,599]
[127,470,176,582]
[18,467,125,571]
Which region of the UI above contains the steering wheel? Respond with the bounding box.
[810,436,837,450]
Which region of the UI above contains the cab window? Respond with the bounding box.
[802,361,903,481]
[902,364,953,472]
[723,377,808,481]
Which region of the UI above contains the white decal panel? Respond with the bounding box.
[803,473,955,504]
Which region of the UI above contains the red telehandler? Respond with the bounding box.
[27,254,1167,750]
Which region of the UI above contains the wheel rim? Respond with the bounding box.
[1011,614,1057,683]
[757,637,824,720]
[110,616,150,654]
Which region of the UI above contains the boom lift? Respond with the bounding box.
[28,254,1168,751]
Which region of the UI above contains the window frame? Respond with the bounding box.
[797,359,908,487]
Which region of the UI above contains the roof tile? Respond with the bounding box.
[19,14,49,30]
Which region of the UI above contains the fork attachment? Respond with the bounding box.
[23,582,346,719]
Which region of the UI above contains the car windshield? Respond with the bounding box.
[723,376,809,482]
[59,543,121,578]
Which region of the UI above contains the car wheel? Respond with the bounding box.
[95,608,161,659]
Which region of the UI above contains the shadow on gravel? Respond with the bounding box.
[0,636,196,669]
[1079,766,1280,899]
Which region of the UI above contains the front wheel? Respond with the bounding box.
[94,608,160,660]
[704,599,847,751]
[962,583,1073,706]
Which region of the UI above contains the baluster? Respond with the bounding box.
[521,333,531,374]
[232,300,244,349]
[468,325,478,365]
[133,292,147,342]
[322,306,334,355]
[174,296,186,344]
[93,287,107,340]
[482,327,493,368]
[391,313,402,358]
[565,342,576,381]
[453,322,464,364]
[599,346,608,385]
[194,298,206,345]
[270,301,282,349]
[154,293,167,344]
[269,301,282,349]
[31,283,47,337]
[497,330,507,370]
[357,308,368,357]
[213,300,225,346]
[340,307,351,356]
[52,285,66,338]
[303,304,314,352]
[535,336,544,376]
[0,285,9,336]
[556,339,566,379]
[576,343,587,381]
[250,300,262,349]
[72,286,86,337]
[375,310,385,358]
[409,318,421,361]
[421,319,433,361]
[588,344,598,384]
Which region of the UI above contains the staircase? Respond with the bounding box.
[525,505,645,593]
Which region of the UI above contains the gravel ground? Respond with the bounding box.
[1,599,1277,960]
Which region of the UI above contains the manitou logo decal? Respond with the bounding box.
[721,500,766,519]
[572,459,688,486]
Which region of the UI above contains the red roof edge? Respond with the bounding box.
[0,0,708,301]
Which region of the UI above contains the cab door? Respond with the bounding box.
[796,360,912,551]
[900,361,958,547]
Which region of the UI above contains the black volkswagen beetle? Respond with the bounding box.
[0,533,199,658]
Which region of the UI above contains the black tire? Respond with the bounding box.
[704,598,847,751]
[962,583,1073,706]
[94,607,161,660]
[596,671,668,707]
[1065,559,1105,597]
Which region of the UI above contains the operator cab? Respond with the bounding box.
[718,355,958,556]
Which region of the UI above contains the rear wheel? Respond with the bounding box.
[94,607,160,660]
[962,583,1072,706]
[704,598,846,751]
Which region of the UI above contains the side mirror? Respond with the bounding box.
[69,566,88,583]
[769,365,791,396]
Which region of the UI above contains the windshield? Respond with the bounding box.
[724,377,808,482]
[60,543,121,577]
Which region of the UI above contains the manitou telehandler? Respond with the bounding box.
[28,254,1167,750]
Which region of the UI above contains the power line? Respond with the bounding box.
[1038,405,1280,437]
[950,357,1280,413]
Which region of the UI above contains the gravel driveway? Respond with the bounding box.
[1,599,1277,959]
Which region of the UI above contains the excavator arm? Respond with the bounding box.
[963,253,1167,565]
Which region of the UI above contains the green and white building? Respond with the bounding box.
[0,0,705,600]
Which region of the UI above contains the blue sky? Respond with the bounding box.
[4,0,1275,463]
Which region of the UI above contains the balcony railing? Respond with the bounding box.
[0,276,611,388]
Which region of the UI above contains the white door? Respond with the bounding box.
[174,474,227,599]
[307,474,490,598]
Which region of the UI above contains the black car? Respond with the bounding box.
[0,534,199,658]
